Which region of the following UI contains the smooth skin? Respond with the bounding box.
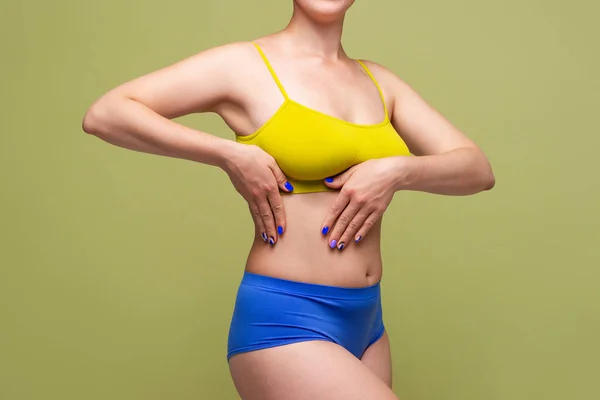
[82,0,494,398]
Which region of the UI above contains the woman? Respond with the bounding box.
[82,0,495,398]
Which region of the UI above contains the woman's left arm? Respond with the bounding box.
[384,67,495,195]
[321,62,495,249]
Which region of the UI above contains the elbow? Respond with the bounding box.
[482,170,495,191]
[82,93,124,135]
[81,108,97,135]
[469,147,495,192]
[467,149,495,192]
[479,158,495,191]
[82,101,107,135]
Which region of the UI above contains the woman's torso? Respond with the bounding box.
[218,37,406,287]
[246,191,385,287]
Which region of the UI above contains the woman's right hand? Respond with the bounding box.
[222,142,294,245]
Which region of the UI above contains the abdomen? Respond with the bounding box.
[243,191,384,288]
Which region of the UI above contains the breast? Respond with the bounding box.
[236,106,412,182]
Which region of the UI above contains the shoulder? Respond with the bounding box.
[357,59,396,80]
[182,41,268,102]
[188,41,261,73]
[357,59,413,101]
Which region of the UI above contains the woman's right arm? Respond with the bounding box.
[82,42,292,244]
[82,43,244,166]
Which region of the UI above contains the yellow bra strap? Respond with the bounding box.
[252,42,289,100]
[356,59,389,119]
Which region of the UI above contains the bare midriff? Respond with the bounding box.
[244,191,383,288]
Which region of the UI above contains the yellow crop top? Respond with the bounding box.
[235,42,412,194]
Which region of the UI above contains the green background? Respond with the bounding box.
[1,1,598,399]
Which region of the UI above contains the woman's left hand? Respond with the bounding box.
[320,157,402,250]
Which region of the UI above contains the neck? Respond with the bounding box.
[282,5,346,60]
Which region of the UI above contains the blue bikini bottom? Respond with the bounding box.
[227,271,385,361]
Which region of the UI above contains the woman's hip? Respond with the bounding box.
[227,271,385,361]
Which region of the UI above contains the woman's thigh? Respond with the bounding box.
[229,340,399,400]
[360,330,393,388]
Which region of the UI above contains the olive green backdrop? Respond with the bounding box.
[1,1,598,399]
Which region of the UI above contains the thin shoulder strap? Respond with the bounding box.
[356,59,389,119]
[252,42,289,100]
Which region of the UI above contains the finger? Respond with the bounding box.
[267,187,286,236]
[257,196,277,245]
[327,201,361,250]
[323,165,359,189]
[353,212,380,244]
[337,210,370,251]
[320,190,351,237]
[268,163,294,193]
[248,202,268,243]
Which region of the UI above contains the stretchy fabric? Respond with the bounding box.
[235,42,411,194]
[227,271,385,361]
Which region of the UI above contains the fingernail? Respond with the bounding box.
[337,242,345,250]
[277,226,284,235]
[321,226,329,235]
[269,237,275,245]
[329,239,337,249]
[355,235,362,243]
[261,232,268,241]
[285,181,294,191]
[325,177,334,183]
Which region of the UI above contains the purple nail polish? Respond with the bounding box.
[329,239,337,249]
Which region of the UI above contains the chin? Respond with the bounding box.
[294,0,356,23]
